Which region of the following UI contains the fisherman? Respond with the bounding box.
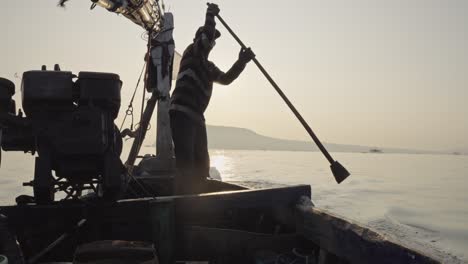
[170,3,255,194]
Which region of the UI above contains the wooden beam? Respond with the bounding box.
[169,185,311,223]
[202,179,248,192]
[295,198,441,264]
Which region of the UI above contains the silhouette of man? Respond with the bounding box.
[170,3,255,194]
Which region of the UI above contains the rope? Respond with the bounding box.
[132,32,153,151]
[124,31,158,199]
[119,62,147,131]
[127,171,155,198]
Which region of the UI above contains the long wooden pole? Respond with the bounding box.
[212,8,350,183]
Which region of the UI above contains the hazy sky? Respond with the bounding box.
[1,0,467,151]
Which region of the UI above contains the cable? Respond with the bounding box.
[127,171,155,198]
[132,31,153,155]
[119,62,147,131]
[123,32,158,199]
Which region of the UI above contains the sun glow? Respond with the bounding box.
[211,154,226,171]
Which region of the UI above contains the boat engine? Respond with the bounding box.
[0,66,126,204]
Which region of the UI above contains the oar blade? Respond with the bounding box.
[330,161,350,184]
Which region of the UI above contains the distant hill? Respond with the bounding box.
[204,125,439,154]
[149,125,448,154]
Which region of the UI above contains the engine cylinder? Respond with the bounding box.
[77,72,122,119]
[21,71,74,116]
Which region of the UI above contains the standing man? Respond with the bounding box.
[170,3,255,194]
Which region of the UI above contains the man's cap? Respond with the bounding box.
[195,27,221,41]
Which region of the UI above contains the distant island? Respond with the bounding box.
[149,125,455,155]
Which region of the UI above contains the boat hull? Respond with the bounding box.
[0,180,440,263]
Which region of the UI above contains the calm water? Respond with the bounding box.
[1,149,467,263]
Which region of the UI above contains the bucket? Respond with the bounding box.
[0,255,8,264]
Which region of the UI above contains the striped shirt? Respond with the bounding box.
[170,12,247,122]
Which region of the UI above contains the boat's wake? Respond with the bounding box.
[369,214,465,264]
[230,180,467,264]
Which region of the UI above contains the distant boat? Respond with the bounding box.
[369,148,383,153]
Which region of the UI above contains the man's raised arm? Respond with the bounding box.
[211,48,255,85]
